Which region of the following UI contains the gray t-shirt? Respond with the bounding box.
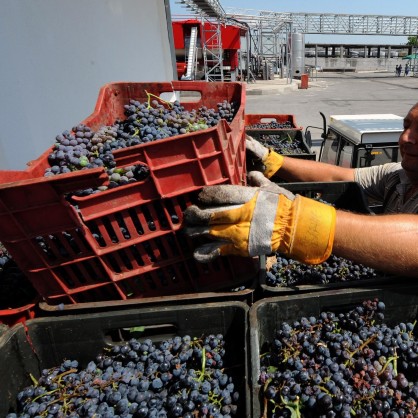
[354,162,418,214]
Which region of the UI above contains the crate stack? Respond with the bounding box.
[0,81,259,318]
[245,113,316,181]
[2,86,418,418]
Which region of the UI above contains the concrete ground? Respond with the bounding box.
[244,71,418,154]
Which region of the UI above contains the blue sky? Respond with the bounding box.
[169,0,418,44]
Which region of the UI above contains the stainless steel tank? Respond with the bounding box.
[291,33,305,77]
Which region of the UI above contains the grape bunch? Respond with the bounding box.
[259,299,418,417]
[122,97,237,142]
[44,94,238,196]
[266,253,379,288]
[246,121,294,129]
[8,334,241,418]
[257,133,308,155]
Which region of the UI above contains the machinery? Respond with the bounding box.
[306,113,404,169]
[172,19,244,81]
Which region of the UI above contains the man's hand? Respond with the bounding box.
[246,134,285,179]
[183,172,336,264]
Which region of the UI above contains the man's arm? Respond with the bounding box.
[334,211,418,277]
[277,157,356,183]
[246,135,355,182]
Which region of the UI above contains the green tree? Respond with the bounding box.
[407,36,418,46]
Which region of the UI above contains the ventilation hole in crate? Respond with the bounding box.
[156,269,168,286]
[105,253,122,273]
[118,249,134,270]
[143,242,156,262]
[115,212,131,239]
[144,273,157,290]
[33,236,55,261]
[154,238,168,260]
[128,208,145,235]
[55,266,76,288]
[52,231,82,258]
[186,258,199,278]
[176,194,190,211]
[70,263,88,284]
[129,245,145,267]
[142,206,156,231]
[164,199,180,224]
[47,234,70,258]
[85,221,106,247]
[83,259,102,281]
[166,266,179,285]
[175,233,192,254]
[72,229,90,252]
[176,262,190,283]
[153,200,169,228]
[119,280,135,298]
[102,216,119,243]
[130,275,146,294]
[164,235,180,257]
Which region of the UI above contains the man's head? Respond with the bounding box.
[400,102,418,183]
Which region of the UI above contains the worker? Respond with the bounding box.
[183,103,418,278]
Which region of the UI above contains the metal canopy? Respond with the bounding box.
[176,0,226,19]
[224,8,418,36]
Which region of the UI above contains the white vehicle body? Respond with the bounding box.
[319,114,404,168]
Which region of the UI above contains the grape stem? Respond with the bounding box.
[145,91,174,109]
[379,354,399,377]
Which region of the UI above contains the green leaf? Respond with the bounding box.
[130,326,145,333]
[285,405,300,418]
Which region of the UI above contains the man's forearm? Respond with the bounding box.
[333,211,418,277]
[278,157,355,183]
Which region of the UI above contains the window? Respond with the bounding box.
[320,129,340,165]
[337,140,354,168]
[356,146,399,167]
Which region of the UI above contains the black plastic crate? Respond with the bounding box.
[246,130,316,181]
[258,182,396,295]
[249,285,418,418]
[1,301,250,417]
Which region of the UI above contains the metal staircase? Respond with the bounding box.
[182,26,199,80]
[202,20,224,82]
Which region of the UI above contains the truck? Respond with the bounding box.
[305,113,404,168]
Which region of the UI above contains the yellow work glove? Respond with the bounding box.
[246,134,284,179]
[183,172,336,264]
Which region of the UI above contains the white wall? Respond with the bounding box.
[0,0,176,169]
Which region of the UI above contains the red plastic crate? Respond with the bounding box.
[0,81,252,304]
[244,114,301,131]
[0,302,38,327]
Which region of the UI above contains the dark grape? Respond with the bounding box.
[259,299,418,417]
[9,334,241,417]
[266,253,379,287]
[44,94,239,197]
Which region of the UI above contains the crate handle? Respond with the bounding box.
[103,323,178,346]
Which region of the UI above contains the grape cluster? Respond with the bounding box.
[259,299,418,417]
[257,133,308,155]
[8,334,241,418]
[266,254,379,288]
[122,97,237,141]
[44,95,238,196]
[246,121,294,129]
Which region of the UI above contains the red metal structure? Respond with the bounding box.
[172,19,244,81]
